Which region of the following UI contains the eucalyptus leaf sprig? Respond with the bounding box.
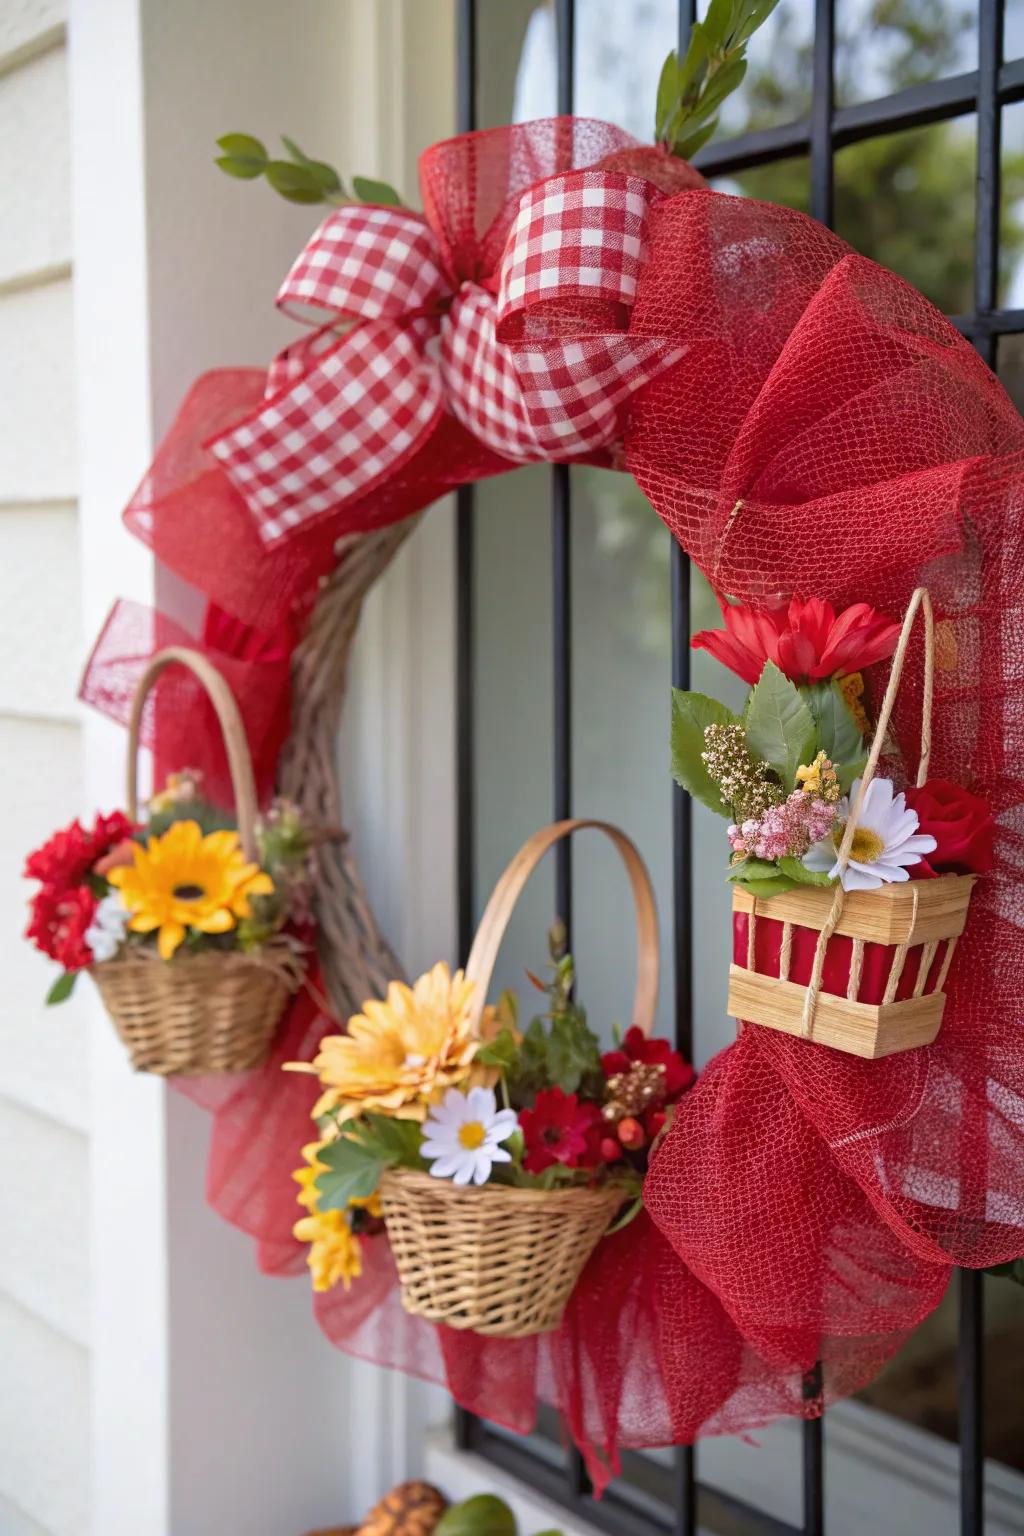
[215,132,405,208]
[655,0,780,160]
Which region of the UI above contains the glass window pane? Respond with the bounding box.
[998,332,1024,413]
[472,469,555,993]
[570,469,673,1048]
[834,118,976,314]
[1000,103,1024,307]
[1007,0,1024,65]
[710,157,811,214]
[835,0,976,108]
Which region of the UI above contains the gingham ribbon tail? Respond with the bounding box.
[210,174,680,547]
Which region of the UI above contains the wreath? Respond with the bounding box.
[25,4,1024,1495]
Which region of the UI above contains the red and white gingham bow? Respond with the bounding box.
[210,170,682,546]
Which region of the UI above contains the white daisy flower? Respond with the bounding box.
[85,891,131,962]
[803,776,937,892]
[421,1086,519,1187]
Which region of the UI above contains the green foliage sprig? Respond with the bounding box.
[655,0,781,159]
[215,133,405,208]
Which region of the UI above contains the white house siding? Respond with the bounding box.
[0,4,91,1534]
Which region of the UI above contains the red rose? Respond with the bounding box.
[24,811,136,888]
[601,1025,696,1102]
[904,780,994,876]
[518,1088,603,1175]
[692,597,901,686]
[25,885,98,970]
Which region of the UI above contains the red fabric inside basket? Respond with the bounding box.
[732,909,945,1004]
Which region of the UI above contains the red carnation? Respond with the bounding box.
[904,780,994,876]
[519,1088,603,1175]
[692,597,900,687]
[25,885,98,971]
[24,811,136,889]
[601,1026,695,1102]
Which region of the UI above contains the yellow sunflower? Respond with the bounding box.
[286,961,479,1122]
[108,819,274,960]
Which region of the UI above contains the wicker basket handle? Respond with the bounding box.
[799,587,934,1037]
[126,647,260,862]
[464,818,659,1037]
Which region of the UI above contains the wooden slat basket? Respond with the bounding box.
[727,588,976,1060]
[379,817,659,1338]
[91,647,305,1075]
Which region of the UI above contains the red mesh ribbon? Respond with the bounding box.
[79,122,1024,1490]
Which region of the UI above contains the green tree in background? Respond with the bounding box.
[729,0,1024,314]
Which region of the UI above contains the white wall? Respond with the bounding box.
[0,5,91,1532]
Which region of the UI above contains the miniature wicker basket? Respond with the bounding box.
[728,588,975,1059]
[91,647,305,1075]
[379,817,660,1338]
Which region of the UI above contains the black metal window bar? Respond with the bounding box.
[452,1,1009,1531]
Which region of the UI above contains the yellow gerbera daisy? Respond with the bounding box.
[108,819,274,960]
[293,1209,364,1292]
[285,961,479,1122]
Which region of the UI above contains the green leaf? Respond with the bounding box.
[264,160,327,204]
[46,970,78,1005]
[655,51,678,139]
[352,1112,425,1169]
[803,681,864,771]
[280,136,344,193]
[436,1494,518,1536]
[671,689,742,815]
[546,1010,602,1095]
[352,174,405,207]
[217,132,268,161]
[778,856,834,888]
[727,856,783,883]
[744,662,817,791]
[216,154,267,180]
[673,118,720,161]
[702,0,735,47]
[605,1191,644,1235]
[732,874,799,899]
[313,1135,384,1211]
[835,756,868,793]
[476,1025,520,1072]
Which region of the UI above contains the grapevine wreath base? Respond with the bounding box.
[80,114,1024,1491]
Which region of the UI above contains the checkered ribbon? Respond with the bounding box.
[209,175,680,547]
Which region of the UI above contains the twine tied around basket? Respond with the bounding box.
[463,816,660,1040]
[789,586,935,1039]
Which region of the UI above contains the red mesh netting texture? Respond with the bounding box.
[78,123,1024,1492]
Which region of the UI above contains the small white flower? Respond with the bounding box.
[85,891,131,962]
[421,1086,519,1187]
[803,776,937,892]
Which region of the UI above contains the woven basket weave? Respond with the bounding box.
[379,818,660,1338]
[728,587,976,1058]
[92,646,304,1076]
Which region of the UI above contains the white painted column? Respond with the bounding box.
[69,1,364,1531]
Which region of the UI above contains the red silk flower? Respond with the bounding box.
[519,1087,603,1174]
[905,780,995,875]
[692,597,901,686]
[25,885,98,971]
[602,1025,695,1101]
[24,811,136,890]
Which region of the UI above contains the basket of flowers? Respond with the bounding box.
[23,647,309,1074]
[288,818,695,1338]
[673,587,993,1058]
